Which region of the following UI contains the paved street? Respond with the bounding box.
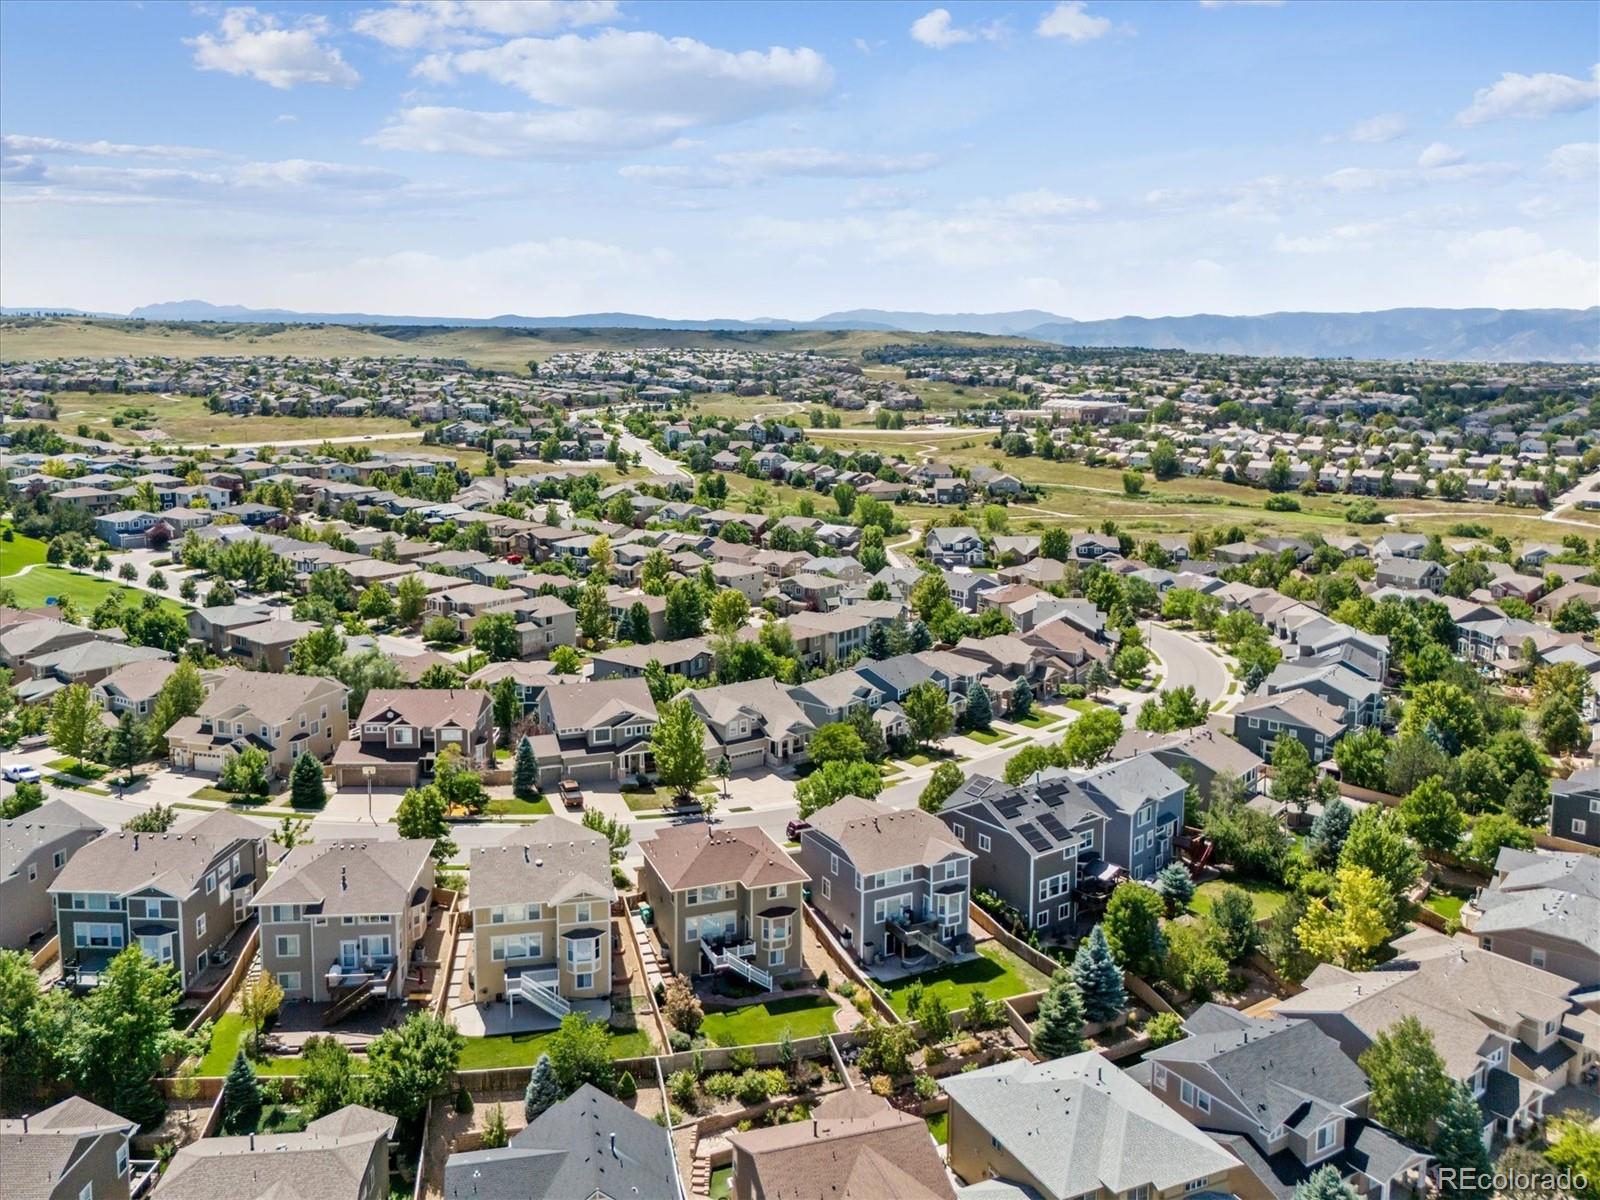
[1145,623,1235,713]
[620,431,689,478]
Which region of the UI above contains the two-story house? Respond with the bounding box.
[1463,848,1600,987]
[252,838,434,1020]
[799,796,974,972]
[154,1105,397,1200]
[1262,661,1384,729]
[939,774,1107,937]
[926,527,986,567]
[167,672,350,781]
[1068,753,1187,882]
[1548,768,1600,849]
[332,688,493,788]
[639,824,808,990]
[1231,689,1347,764]
[529,678,658,788]
[468,818,615,1020]
[92,658,181,720]
[1,798,104,949]
[51,810,266,990]
[184,604,275,656]
[683,678,816,772]
[1,1096,143,1200]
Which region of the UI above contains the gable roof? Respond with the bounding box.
[200,671,349,726]
[641,823,806,892]
[356,688,490,729]
[51,809,260,899]
[469,818,613,911]
[251,839,433,917]
[807,796,972,875]
[153,1105,392,1200]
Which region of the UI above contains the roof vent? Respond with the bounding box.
[535,858,544,868]
[524,846,530,863]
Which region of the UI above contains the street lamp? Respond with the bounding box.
[362,766,376,825]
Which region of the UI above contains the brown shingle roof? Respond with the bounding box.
[357,688,490,729]
[807,796,972,875]
[641,824,806,892]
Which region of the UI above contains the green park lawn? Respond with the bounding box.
[1190,878,1290,920]
[881,942,1049,1017]
[457,1026,654,1071]
[2,564,188,616]
[1,532,50,574]
[1065,699,1099,714]
[698,996,840,1047]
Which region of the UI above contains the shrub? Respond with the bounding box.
[615,1070,637,1101]
[869,1074,893,1097]
[667,1069,699,1112]
[835,980,855,997]
[668,1030,691,1052]
[728,1048,757,1073]
[455,1086,474,1114]
[1146,1012,1184,1047]
[955,1037,982,1057]
[481,1104,508,1150]
[914,1074,939,1101]
[662,974,704,1036]
[736,1069,786,1106]
[704,1072,740,1101]
[817,970,830,990]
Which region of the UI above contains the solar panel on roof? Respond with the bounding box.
[1016,821,1051,853]
[1038,812,1069,841]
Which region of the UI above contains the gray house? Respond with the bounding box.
[1070,753,1187,882]
[1,799,104,950]
[1,1096,142,1200]
[798,796,973,971]
[1263,660,1384,729]
[939,774,1107,936]
[50,810,266,990]
[155,1104,397,1200]
[1549,768,1600,848]
[1466,848,1600,987]
[1231,689,1347,764]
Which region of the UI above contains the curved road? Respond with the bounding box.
[1146,623,1232,712]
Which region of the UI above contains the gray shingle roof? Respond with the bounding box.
[469,817,613,911]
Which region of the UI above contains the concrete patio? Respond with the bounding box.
[448,995,611,1037]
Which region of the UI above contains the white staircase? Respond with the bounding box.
[701,939,772,991]
[510,968,570,1020]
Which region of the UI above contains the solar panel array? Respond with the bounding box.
[1037,812,1070,842]
[1016,821,1052,853]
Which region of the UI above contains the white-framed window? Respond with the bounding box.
[769,947,785,968]
[1180,1080,1212,1113]
[820,878,831,900]
[204,872,216,895]
[1138,805,1153,827]
[75,923,124,949]
[1590,798,1600,814]
[275,935,300,957]
[79,1183,93,1200]
[116,1141,128,1176]
[393,726,413,745]
[1036,911,1048,928]
[1531,948,1546,968]
[952,822,966,840]
[829,853,839,875]
[1152,1064,1168,1089]
[1574,818,1588,836]
[1127,1186,1151,1200]
[575,972,594,990]
[760,916,790,944]
[491,933,543,961]
[277,972,301,992]
[565,934,601,969]
[871,867,915,889]
[978,833,991,852]
[767,885,785,899]
[1315,1124,1336,1153]
[53,850,65,869]
[872,894,913,924]
[938,860,961,881]
[574,902,593,924]
[1185,1178,1211,1193]
[1039,873,1071,901]
[1059,904,1072,920]
[195,912,207,938]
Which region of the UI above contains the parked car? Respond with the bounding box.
[785,819,811,840]
[1,763,42,784]
[559,778,584,809]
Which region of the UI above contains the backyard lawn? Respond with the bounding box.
[1190,878,1290,920]
[710,1165,734,1200]
[881,942,1049,1017]
[1424,890,1468,923]
[457,1026,654,1071]
[2,564,188,616]
[196,1013,306,1076]
[485,797,553,816]
[925,1111,949,1145]
[698,996,839,1047]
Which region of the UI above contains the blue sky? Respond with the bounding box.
[1,1,1596,319]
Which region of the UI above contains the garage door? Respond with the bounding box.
[728,747,765,771]
[565,760,613,783]
[195,751,227,773]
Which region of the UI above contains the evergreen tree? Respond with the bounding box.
[964,681,993,731]
[524,1053,562,1121]
[290,751,326,810]
[1032,969,1086,1059]
[1432,1082,1492,1200]
[1012,677,1033,721]
[1153,862,1195,913]
[513,736,538,801]
[1071,925,1127,1024]
[865,622,890,660]
[907,620,933,652]
[1293,1165,1360,1200]
[221,1051,263,1134]
[1308,798,1355,866]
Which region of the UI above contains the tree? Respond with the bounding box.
[524,1053,562,1120]
[48,683,96,767]
[625,602,654,644]
[290,625,346,675]
[661,973,704,1036]
[149,659,206,737]
[962,680,993,731]
[919,761,964,813]
[1032,969,1086,1059]
[290,750,326,810]
[1552,597,1597,633]
[550,644,583,675]
[122,804,178,832]
[1203,796,1292,881]
[1071,925,1126,1023]
[1086,659,1112,696]
[580,807,631,863]
[1308,798,1355,866]
[396,785,456,861]
[664,579,705,640]
[106,711,144,792]
[1432,1081,1492,1200]
[1460,812,1536,873]
[808,723,866,766]
[1297,865,1395,969]
[652,697,708,800]
[513,736,538,801]
[1537,695,1589,756]
[471,612,520,662]
[432,745,486,816]
[221,746,270,800]
[1400,778,1465,855]
[1545,1117,1600,1200]
[1385,732,1451,798]
[364,1012,464,1127]
[1270,736,1317,815]
[1339,806,1421,898]
[709,588,751,639]
[396,575,429,626]
[1207,886,1260,963]
[1,781,44,820]
[221,1051,263,1134]
[1059,706,1122,767]
[1137,686,1209,733]
[1294,1165,1361,1200]
[796,759,883,818]
[1153,862,1195,913]
[299,1035,359,1120]
[358,583,394,623]
[238,972,284,1055]
[1398,681,1483,756]
[1359,1015,1452,1143]
[546,1012,616,1096]
[490,677,520,748]
[1103,883,1167,976]
[1011,676,1033,721]
[903,681,954,747]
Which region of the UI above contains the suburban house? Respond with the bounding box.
[943,1053,1243,1200]
[789,669,885,728]
[442,1085,676,1200]
[530,678,658,788]
[591,637,714,683]
[467,818,614,1019]
[725,1090,954,1200]
[50,810,267,990]
[1072,753,1187,882]
[224,617,323,672]
[1,798,104,950]
[799,796,973,971]
[1463,848,1599,987]
[252,838,435,1014]
[92,658,180,719]
[167,672,351,780]
[925,526,987,567]
[1374,559,1446,593]
[1262,661,1384,729]
[682,678,816,772]
[1548,768,1600,848]
[185,604,274,655]
[1231,689,1347,763]
[787,605,899,667]
[639,824,808,990]
[1140,1004,1432,1200]
[332,688,494,789]
[0,1096,143,1200]
[153,1105,397,1200]
[94,510,162,548]
[1111,728,1264,803]
[939,774,1107,936]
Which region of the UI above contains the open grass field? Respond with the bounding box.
[3,564,188,615]
[42,390,416,446]
[1,532,50,573]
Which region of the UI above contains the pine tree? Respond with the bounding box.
[865,622,890,660]
[1031,969,1086,1059]
[221,1051,263,1134]
[1012,677,1033,721]
[290,751,326,810]
[1293,1165,1359,1200]
[524,1053,562,1121]
[964,681,993,731]
[513,736,538,801]
[1154,862,1195,913]
[1432,1082,1492,1200]
[1071,925,1127,1024]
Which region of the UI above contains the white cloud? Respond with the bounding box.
[996,188,1100,217]
[1447,226,1546,260]
[1417,142,1464,169]
[713,147,938,177]
[352,1,619,50]
[274,114,299,124]
[372,106,688,159]
[1273,221,1391,255]
[1322,160,1512,192]
[910,10,973,49]
[1036,2,1113,41]
[1456,64,1600,126]
[0,134,218,159]
[1546,141,1600,179]
[1444,225,1600,308]
[1,155,408,205]
[1323,112,1408,144]
[845,183,920,210]
[189,7,360,89]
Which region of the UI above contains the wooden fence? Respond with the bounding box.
[186,925,260,1036]
[30,935,59,972]
[800,904,898,1024]
[968,902,1065,978]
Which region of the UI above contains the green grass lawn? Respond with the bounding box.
[710,1165,734,1200]
[963,728,1005,745]
[192,786,268,806]
[196,1013,306,1076]
[46,758,108,780]
[1066,699,1099,714]
[3,564,188,616]
[1014,711,1063,729]
[1424,890,1467,922]
[458,1026,654,1071]
[925,1111,949,1145]
[485,796,552,816]
[1,533,50,574]
[698,996,840,1047]
[1190,878,1290,920]
[882,942,1049,1017]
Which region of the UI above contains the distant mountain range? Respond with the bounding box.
[5,300,1596,362]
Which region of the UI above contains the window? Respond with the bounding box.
[1180,1080,1212,1113]
[277,972,301,992]
[769,948,785,968]
[575,972,594,990]
[491,933,543,961]
[75,923,124,949]
[79,1184,93,1200]
[1036,911,1048,928]
[1185,1179,1211,1193]
[53,851,65,869]
[938,860,961,881]
[1127,1187,1150,1200]
[761,916,790,944]
[275,935,300,957]
[1138,805,1153,827]
[872,894,913,924]
[574,902,592,924]
[195,913,207,938]
[204,872,216,895]
[1059,904,1072,920]
[393,726,413,745]
[1039,873,1071,902]
[952,822,966,840]
[1152,1064,1168,1089]
[829,853,839,875]
[116,1142,128,1176]
[1531,948,1546,968]
[1315,1124,1335,1153]
[1574,819,1588,837]
[767,885,785,899]
[820,878,831,900]
[978,833,991,852]
[1591,798,1600,814]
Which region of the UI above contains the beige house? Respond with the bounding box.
[639,824,808,990]
[468,818,615,1019]
[166,671,350,780]
[251,839,434,1018]
[332,688,493,788]
[530,678,657,787]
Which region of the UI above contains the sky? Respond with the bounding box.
[1,0,1597,321]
